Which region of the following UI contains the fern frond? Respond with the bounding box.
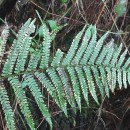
[0,19,130,130]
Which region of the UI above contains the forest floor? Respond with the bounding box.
[0,0,130,130]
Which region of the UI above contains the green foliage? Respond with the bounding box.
[114,0,127,17]
[47,20,58,31]
[60,0,68,4]
[0,18,130,130]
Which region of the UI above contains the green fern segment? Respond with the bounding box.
[96,46,109,65]
[57,67,75,108]
[62,25,86,66]
[81,25,97,65]
[51,49,64,67]
[75,67,89,105]
[9,77,36,130]
[117,70,122,89]
[0,81,16,130]
[123,71,127,88]
[46,68,67,115]
[103,47,114,65]
[111,68,117,92]
[2,19,35,76]
[91,66,104,99]
[72,25,92,65]
[15,37,32,73]
[35,72,61,108]
[89,31,109,64]
[27,50,41,71]
[23,74,52,129]
[0,26,9,62]
[111,43,123,66]
[99,66,109,97]
[116,49,127,68]
[123,58,130,69]
[83,66,99,104]
[40,22,51,68]
[67,67,81,111]
[128,68,130,85]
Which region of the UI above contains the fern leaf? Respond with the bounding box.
[67,66,81,111]
[89,31,109,64]
[15,37,32,73]
[111,43,123,66]
[51,49,64,67]
[75,67,89,105]
[57,67,75,108]
[81,25,97,65]
[35,72,61,108]
[99,66,109,97]
[1,19,130,130]
[96,46,109,65]
[91,66,104,99]
[116,49,127,68]
[117,69,122,89]
[123,57,130,69]
[103,47,114,65]
[46,68,67,116]
[62,25,86,66]
[15,20,35,73]
[40,22,51,68]
[2,19,35,76]
[111,68,117,92]
[83,66,99,104]
[72,25,92,65]
[27,50,42,71]
[123,71,127,88]
[0,26,9,62]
